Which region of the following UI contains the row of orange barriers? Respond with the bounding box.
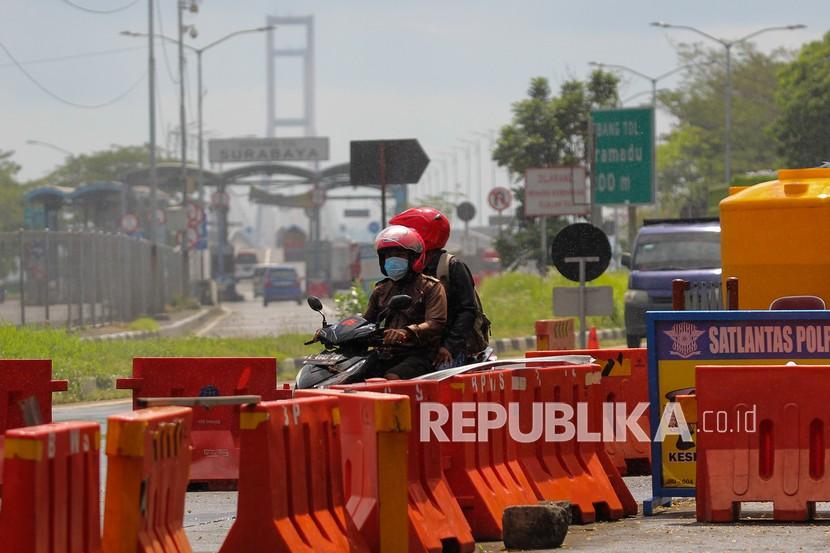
[534,348,652,476]
[0,353,646,551]
[0,405,193,553]
[218,359,637,552]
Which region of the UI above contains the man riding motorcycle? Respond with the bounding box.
[363,225,447,379]
[389,207,484,368]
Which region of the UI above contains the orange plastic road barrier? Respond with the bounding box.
[335,380,475,553]
[530,348,651,476]
[511,363,637,523]
[0,359,69,490]
[696,364,830,522]
[434,369,539,540]
[220,396,368,553]
[117,357,288,488]
[295,388,411,553]
[0,421,100,553]
[102,406,193,553]
[535,318,575,350]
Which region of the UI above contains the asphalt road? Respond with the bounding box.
[199,279,329,338]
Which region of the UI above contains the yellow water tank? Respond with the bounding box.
[720,167,830,309]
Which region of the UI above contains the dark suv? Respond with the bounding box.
[621,218,721,347]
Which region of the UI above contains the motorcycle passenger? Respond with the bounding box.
[389,207,480,368]
[363,225,448,380]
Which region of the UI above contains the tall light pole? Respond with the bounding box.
[475,130,497,226]
[460,139,477,207]
[147,0,158,245]
[589,61,694,108]
[26,139,73,157]
[26,140,79,187]
[650,22,805,185]
[123,26,273,203]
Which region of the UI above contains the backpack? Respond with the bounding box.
[436,253,491,354]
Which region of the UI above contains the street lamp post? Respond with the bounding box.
[125,26,272,203]
[26,140,81,188]
[122,25,272,281]
[650,22,805,185]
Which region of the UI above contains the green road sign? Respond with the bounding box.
[591,107,654,205]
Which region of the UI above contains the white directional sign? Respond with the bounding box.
[208,137,330,163]
[553,285,614,317]
[524,166,589,217]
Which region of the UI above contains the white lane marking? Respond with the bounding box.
[195,306,233,337]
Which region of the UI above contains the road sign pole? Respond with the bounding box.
[540,216,547,271]
[579,260,585,348]
[564,255,599,348]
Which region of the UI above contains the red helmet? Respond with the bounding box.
[389,207,451,251]
[374,224,426,273]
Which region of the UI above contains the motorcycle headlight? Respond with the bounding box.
[624,289,649,304]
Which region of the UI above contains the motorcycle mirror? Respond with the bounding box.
[388,294,413,311]
[307,296,324,311]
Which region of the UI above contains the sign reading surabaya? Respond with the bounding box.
[646,310,830,511]
[208,137,330,163]
[591,107,654,205]
[524,166,589,217]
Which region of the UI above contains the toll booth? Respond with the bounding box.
[22,186,71,230]
[69,181,126,232]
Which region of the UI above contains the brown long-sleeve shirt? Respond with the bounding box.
[363,273,447,353]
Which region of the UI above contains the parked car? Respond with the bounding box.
[621,218,721,347]
[263,266,303,306]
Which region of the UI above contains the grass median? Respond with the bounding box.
[478,270,627,339]
[0,325,318,404]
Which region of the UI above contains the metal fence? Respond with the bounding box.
[0,230,184,327]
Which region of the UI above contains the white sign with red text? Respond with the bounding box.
[524,166,589,217]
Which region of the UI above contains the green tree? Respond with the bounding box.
[0,150,25,232]
[491,72,620,268]
[657,43,788,216]
[32,144,159,187]
[775,32,830,167]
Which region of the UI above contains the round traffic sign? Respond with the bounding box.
[488,187,512,211]
[120,213,139,234]
[368,221,381,234]
[211,190,230,209]
[551,223,611,282]
[456,201,476,223]
[186,203,205,224]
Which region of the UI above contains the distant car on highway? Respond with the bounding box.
[234,249,259,280]
[262,265,303,306]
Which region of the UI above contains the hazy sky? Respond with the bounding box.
[2,1,824,198]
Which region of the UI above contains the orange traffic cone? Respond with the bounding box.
[587,326,600,349]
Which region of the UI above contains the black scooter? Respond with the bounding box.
[295,295,414,389]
